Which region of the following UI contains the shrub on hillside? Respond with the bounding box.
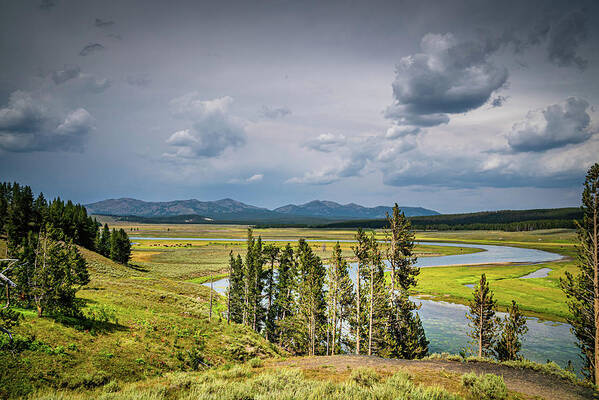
[461,373,507,400]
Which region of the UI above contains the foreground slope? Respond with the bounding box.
[0,243,278,398]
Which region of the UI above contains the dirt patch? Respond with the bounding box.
[273,355,594,400]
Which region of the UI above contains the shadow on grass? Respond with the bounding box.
[126,263,150,272]
[51,314,128,335]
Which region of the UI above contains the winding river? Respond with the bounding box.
[133,237,580,372]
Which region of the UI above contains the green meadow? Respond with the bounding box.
[0,227,583,398]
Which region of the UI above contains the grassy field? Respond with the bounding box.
[0,227,584,398]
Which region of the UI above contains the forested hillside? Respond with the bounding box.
[321,208,581,231]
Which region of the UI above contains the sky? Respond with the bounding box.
[0,0,598,213]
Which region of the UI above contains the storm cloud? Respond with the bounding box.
[0,91,94,152]
[507,97,594,152]
[385,33,508,133]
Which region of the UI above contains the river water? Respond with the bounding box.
[133,236,580,372]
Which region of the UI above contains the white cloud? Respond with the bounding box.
[507,97,593,152]
[164,94,246,159]
[304,133,347,152]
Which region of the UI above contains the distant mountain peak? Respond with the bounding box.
[85,197,439,220]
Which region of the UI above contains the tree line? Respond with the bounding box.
[224,205,429,358]
[320,207,581,232]
[0,182,131,322]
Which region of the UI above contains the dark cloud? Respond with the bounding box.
[385,33,508,132]
[50,66,110,93]
[107,33,123,40]
[547,10,588,70]
[126,74,151,87]
[0,91,94,152]
[94,18,115,28]
[164,94,246,159]
[51,65,81,84]
[382,163,583,189]
[79,43,105,56]
[490,95,508,108]
[507,97,593,152]
[260,105,291,119]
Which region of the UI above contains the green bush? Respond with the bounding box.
[461,373,507,400]
[103,380,120,393]
[247,357,263,368]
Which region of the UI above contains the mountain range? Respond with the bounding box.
[85,198,439,222]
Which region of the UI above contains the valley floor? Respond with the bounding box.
[0,227,589,399]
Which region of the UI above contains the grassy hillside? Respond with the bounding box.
[0,240,279,398]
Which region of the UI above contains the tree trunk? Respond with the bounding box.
[356,263,361,355]
[227,263,231,324]
[368,266,374,356]
[593,203,599,384]
[331,275,338,356]
[479,290,483,358]
[338,303,343,351]
[209,274,213,322]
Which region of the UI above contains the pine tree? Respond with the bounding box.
[98,224,111,257]
[110,228,131,264]
[263,244,279,341]
[274,243,295,346]
[227,252,245,324]
[366,234,389,356]
[495,300,528,361]
[561,162,599,382]
[326,242,349,355]
[351,228,369,355]
[243,228,264,331]
[31,230,90,317]
[296,239,326,355]
[384,204,428,359]
[467,273,499,358]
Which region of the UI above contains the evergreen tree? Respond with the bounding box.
[467,274,499,358]
[351,228,369,354]
[110,228,131,264]
[263,244,279,341]
[326,242,350,355]
[31,230,90,317]
[274,243,296,346]
[366,234,389,356]
[296,239,327,355]
[561,162,599,382]
[243,228,265,331]
[384,204,428,359]
[495,300,528,361]
[6,183,34,254]
[96,223,111,257]
[227,252,245,324]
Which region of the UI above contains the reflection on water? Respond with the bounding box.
[417,298,580,372]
